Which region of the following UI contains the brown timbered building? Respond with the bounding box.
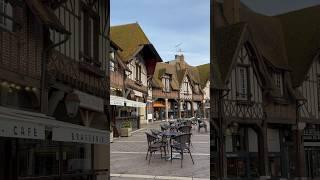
[0,0,110,179]
[212,0,320,179]
[151,54,207,121]
[110,23,162,130]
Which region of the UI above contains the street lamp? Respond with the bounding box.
[65,92,80,118]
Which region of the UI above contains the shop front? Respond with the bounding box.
[110,95,145,134]
[0,106,109,180]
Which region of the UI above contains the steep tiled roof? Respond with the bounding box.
[196,63,210,88]
[110,23,150,62]
[276,5,320,87]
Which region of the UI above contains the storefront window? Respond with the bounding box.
[18,139,60,177]
[18,139,92,178]
[227,158,246,178]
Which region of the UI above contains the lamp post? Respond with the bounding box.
[65,92,80,118]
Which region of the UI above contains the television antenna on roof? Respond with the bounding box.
[175,43,184,55]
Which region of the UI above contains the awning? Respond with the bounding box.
[110,95,146,107]
[0,106,109,144]
[153,102,165,108]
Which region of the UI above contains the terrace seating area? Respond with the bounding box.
[110,118,210,179]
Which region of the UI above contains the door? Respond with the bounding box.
[0,138,15,180]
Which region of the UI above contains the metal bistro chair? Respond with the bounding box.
[150,129,162,136]
[177,125,193,147]
[170,133,194,168]
[145,132,167,164]
[198,119,207,133]
[160,124,169,131]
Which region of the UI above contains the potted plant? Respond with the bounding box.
[120,120,132,137]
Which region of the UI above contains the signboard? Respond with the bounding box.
[75,90,104,112]
[133,90,143,97]
[125,100,145,107]
[0,115,45,140]
[52,127,109,144]
[110,95,125,106]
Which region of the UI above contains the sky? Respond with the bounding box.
[111,0,210,66]
[111,0,319,66]
[241,0,320,16]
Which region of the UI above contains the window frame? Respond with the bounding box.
[162,74,171,92]
[236,65,250,101]
[135,63,142,82]
[0,0,13,32]
[81,3,100,64]
[273,71,284,97]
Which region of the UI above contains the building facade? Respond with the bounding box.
[110,23,162,131]
[211,0,320,179]
[152,54,208,121]
[0,0,110,179]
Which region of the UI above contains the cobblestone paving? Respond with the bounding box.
[110,120,210,180]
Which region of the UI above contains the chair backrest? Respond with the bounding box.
[185,120,192,126]
[145,132,158,146]
[178,125,192,134]
[151,129,161,136]
[174,133,192,146]
[160,124,168,131]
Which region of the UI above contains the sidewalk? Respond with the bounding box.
[110,120,210,180]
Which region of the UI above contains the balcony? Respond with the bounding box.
[48,50,107,97]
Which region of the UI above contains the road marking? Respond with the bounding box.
[110,173,210,180]
[114,140,209,144]
[111,151,210,156]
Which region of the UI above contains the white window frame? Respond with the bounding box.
[162,74,171,92]
[0,0,13,31]
[237,66,249,100]
[274,72,283,96]
[110,60,115,72]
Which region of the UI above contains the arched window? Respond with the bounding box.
[0,0,13,31]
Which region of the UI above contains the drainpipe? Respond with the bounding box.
[40,31,70,114]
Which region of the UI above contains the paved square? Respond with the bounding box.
[110,121,210,180]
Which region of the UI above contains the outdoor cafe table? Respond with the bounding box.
[160,131,183,160]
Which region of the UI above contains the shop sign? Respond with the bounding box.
[52,127,109,144]
[110,95,125,106]
[0,118,45,140]
[75,90,104,112]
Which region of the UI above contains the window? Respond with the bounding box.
[318,76,320,111]
[110,61,115,72]
[274,72,283,96]
[237,66,249,100]
[183,80,189,94]
[162,75,171,92]
[0,0,12,31]
[82,5,99,62]
[135,64,141,82]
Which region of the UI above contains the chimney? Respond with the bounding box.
[175,54,186,70]
[223,0,240,24]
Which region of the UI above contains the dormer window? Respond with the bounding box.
[183,78,190,94]
[236,66,249,100]
[109,60,116,72]
[274,72,283,96]
[135,63,142,82]
[0,0,13,31]
[162,74,171,92]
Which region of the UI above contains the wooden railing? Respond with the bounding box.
[152,89,179,99]
[125,79,148,94]
[48,50,107,98]
[211,99,264,120]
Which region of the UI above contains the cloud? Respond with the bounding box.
[111,0,210,66]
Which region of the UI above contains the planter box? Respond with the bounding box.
[120,128,132,137]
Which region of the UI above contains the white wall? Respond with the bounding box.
[298,58,320,120]
[180,75,193,100]
[127,56,148,87]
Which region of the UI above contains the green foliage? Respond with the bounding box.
[121,120,132,128]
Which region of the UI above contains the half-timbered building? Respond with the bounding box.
[0,0,111,179]
[151,54,206,121]
[110,23,162,129]
[212,0,320,179]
